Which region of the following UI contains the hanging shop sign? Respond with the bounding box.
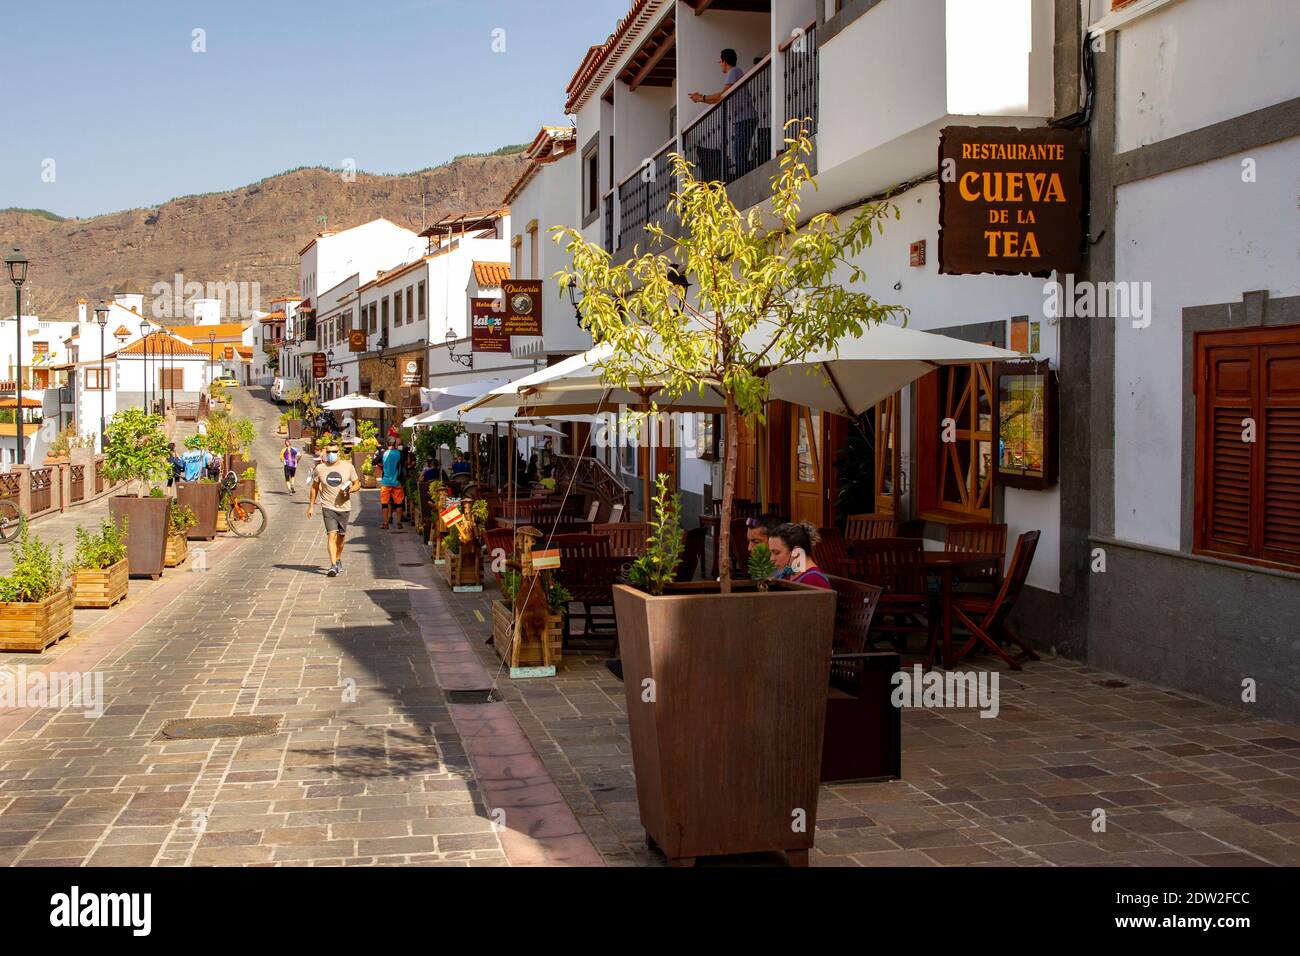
[349,329,367,353]
[937,126,1086,277]
[400,356,424,387]
[311,352,327,380]
[501,280,543,336]
[471,297,509,353]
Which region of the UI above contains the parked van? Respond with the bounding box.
[271,378,288,403]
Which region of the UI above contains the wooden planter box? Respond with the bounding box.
[0,588,74,653]
[443,544,483,592]
[72,559,129,609]
[176,481,219,540]
[109,495,171,580]
[491,600,563,678]
[612,581,836,867]
[360,470,378,489]
[164,532,189,568]
[216,509,228,534]
[276,425,287,435]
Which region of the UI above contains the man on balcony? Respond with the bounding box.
[690,49,758,180]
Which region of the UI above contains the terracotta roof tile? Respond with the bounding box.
[472,262,511,287]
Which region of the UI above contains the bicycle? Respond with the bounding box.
[0,498,20,543]
[218,472,268,538]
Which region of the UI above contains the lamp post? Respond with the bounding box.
[139,320,151,413]
[5,248,29,464]
[94,302,109,451]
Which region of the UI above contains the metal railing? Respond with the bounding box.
[617,138,678,252]
[603,190,615,252]
[681,56,772,188]
[783,22,819,138]
[29,467,52,513]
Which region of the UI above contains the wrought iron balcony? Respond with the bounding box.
[681,56,773,189]
[783,22,819,138]
[617,137,678,252]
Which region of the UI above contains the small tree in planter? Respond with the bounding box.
[442,498,488,591]
[103,407,173,579]
[0,520,73,652]
[72,516,130,609]
[354,420,379,488]
[550,124,901,866]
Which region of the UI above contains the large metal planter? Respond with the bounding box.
[109,496,171,580]
[176,481,219,540]
[613,581,836,867]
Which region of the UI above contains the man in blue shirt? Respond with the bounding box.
[180,440,213,483]
[379,437,405,530]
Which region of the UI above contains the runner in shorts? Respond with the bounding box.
[379,437,406,531]
[281,438,302,495]
[307,443,361,577]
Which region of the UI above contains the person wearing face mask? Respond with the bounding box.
[767,522,832,590]
[307,443,362,578]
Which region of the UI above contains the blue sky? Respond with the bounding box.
[2,0,628,218]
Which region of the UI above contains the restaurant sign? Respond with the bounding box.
[471,297,509,353]
[501,280,543,336]
[349,329,367,353]
[400,356,423,387]
[311,352,327,380]
[937,126,1086,277]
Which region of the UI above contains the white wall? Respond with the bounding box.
[1113,0,1300,152]
[1112,136,1300,549]
[677,4,772,133]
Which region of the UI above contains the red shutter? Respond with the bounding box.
[1200,345,1255,556]
[1260,345,1300,565]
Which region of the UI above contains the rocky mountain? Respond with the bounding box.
[0,151,528,320]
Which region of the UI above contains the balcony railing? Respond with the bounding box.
[603,189,615,253]
[783,22,819,137]
[617,137,678,252]
[681,56,772,189]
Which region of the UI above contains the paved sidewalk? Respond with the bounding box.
[0,389,599,866]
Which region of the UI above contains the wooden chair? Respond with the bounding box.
[551,534,618,640]
[678,526,707,582]
[854,537,934,654]
[950,530,1041,670]
[732,499,762,520]
[815,527,862,579]
[594,522,649,558]
[822,576,899,783]
[844,514,897,541]
[945,522,1009,590]
[728,518,750,576]
[585,499,601,523]
[483,527,515,589]
[607,503,625,524]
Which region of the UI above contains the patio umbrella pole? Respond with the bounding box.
[640,394,652,522]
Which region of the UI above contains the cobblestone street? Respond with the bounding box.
[2,389,1297,868]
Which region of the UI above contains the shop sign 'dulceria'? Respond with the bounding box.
[937,126,1086,277]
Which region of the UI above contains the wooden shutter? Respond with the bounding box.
[1199,344,1255,556]
[1196,328,1300,569]
[1260,344,1300,565]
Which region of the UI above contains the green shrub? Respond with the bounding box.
[169,505,197,535]
[625,474,683,596]
[73,517,128,571]
[103,408,172,494]
[748,543,776,591]
[0,520,67,603]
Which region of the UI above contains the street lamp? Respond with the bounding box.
[444,328,473,368]
[139,320,151,413]
[4,247,29,464]
[94,302,109,451]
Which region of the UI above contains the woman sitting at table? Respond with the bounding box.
[768,522,832,590]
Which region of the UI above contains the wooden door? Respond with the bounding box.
[790,406,824,526]
[874,393,901,516]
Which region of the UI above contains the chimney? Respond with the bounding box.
[78,298,88,325]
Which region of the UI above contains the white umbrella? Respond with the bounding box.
[324,393,394,412]
[464,322,1019,419]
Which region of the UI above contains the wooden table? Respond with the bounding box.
[923,550,1002,669]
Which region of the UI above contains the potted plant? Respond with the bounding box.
[553,125,900,866]
[491,535,572,678]
[238,466,258,502]
[277,411,291,435]
[285,386,307,439]
[0,520,73,652]
[71,516,130,609]
[176,437,220,540]
[165,504,196,567]
[104,407,173,580]
[44,423,77,465]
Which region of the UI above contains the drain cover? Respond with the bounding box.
[445,689,502,705]
[1096,679,1129,689]
[157,715,283,741]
